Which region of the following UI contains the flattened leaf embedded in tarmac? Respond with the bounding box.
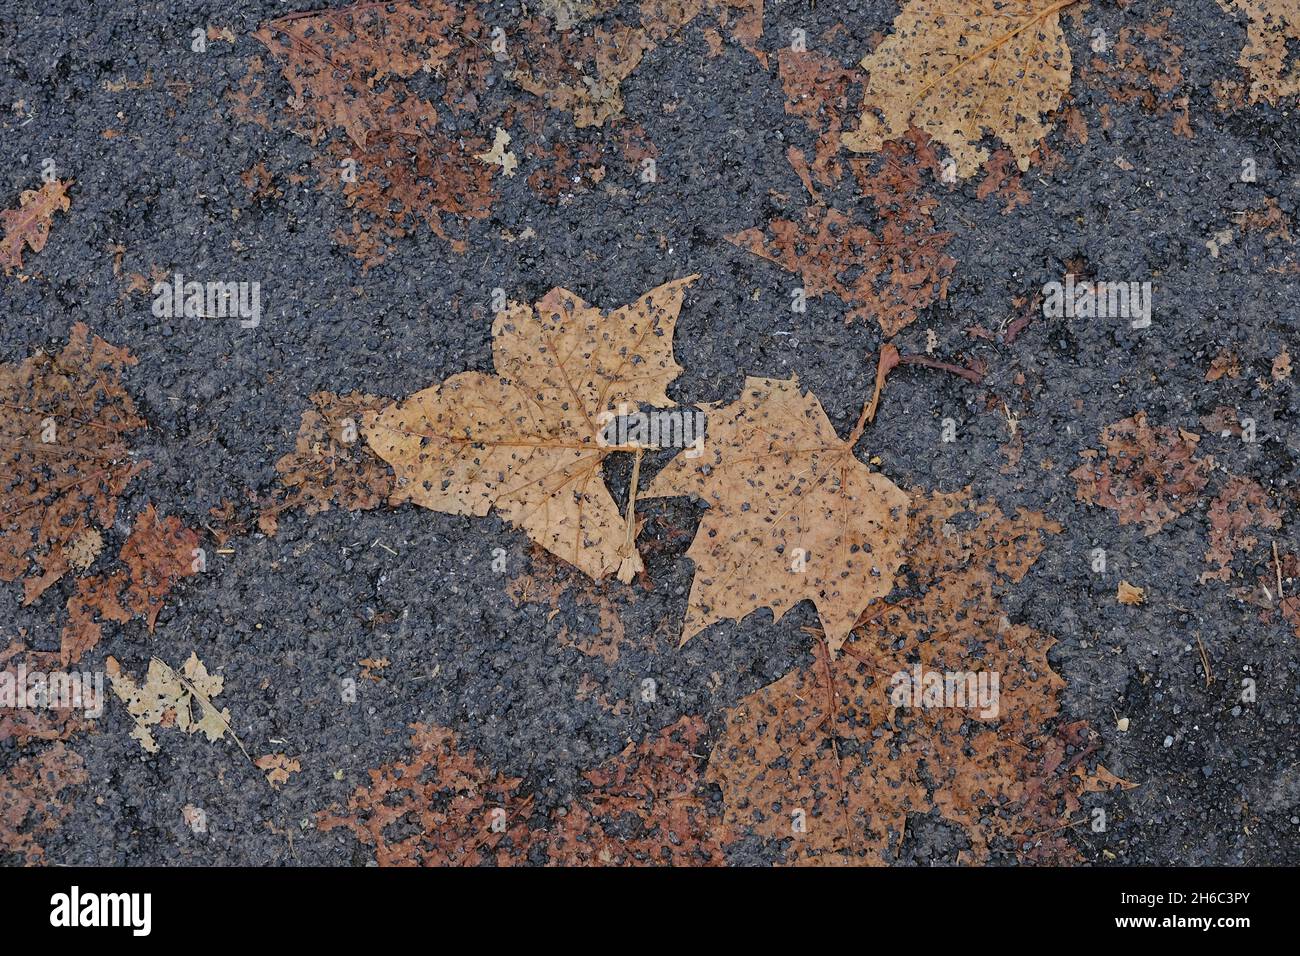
[318,723,533,866]
[1071,412,1214,535]
[0,179,72,273]
[706,491,1130,865]
[0,323,147,605]
[0,743,87,865]
[1200,476,1282,583]
[543,716,728,865]
[260,391,395,536]
[1218,0,1300,104]
[640,375,910,651]
[728,135,955,335]
[843,0,1075,177]
[364,276,699,582]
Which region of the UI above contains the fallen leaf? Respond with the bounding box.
[106,653,234,754]
[728,135,955,336]
[1117,580,1146,605]
[0,324,147,605]
[1082,9,1192,137]
[1200,477,1282,583]
[365,276,699,581]
[1273,347,1292,381]
[707,491,1124,864]
[1218,0,1300,104]
[476,127,518,177]
[318,723,533,866]
[119,504,202,631]
[843,0,1074,177]
[1,180,72,272]
[544,716,728,865]
[1071,412,1214,535]
[255,754,302,789]
[0,743,87,864]
[641,375,909,651]
[260,391,394,535]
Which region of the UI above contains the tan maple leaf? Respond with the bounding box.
[1219,0,1300,104]
[1,179,72,272]
[842,0,1075,178]
[364,276,699,582]
[106,653,236,754]
[640,375,909,651]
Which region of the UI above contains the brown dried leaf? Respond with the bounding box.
[776,49,859,188]
[0,180,72,272]
[1117,580,1146,605]
[0,323,147,605]
[365,277,698,581]
[1071,412,1214,535]
[0,743,87,864]
[119,504,202,631]
[1,642,88,745]
[261,391,394,534]
[1200,477,1282,583]
[1218,0,1300,104]
[843,0,1074,177]
[708,491,1125,864]
[254,2,498,261]
[728,136,955,336]
[59,570,130,667]
[1083,9,1192,136]
[512,1,766,127]
[1273,347,1292,381]
[641,375,910,651]
[544,716,728,864]
[318,724,533,866]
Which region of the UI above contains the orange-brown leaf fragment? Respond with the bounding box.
[119,504,202,631]
[255,754,302,789]
[59,570,130,667]
[1200,477,1282,583]
[843,0,1073,177]
[260,391,394,534]
[708,491,1123,865]
[544,716,728,865]
[1071,412,1214,535]
[1117,580,1146,605]
[1,643,88,746]
[318,724,533,866]
[1,180,71,272]
[0,743,87,864]
[641,375,910,651]
[364,276,699,582]
[778,49,861,188]
[1218,0,1300,104]
[0,323,147,605]
[1083,10,1192,137]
